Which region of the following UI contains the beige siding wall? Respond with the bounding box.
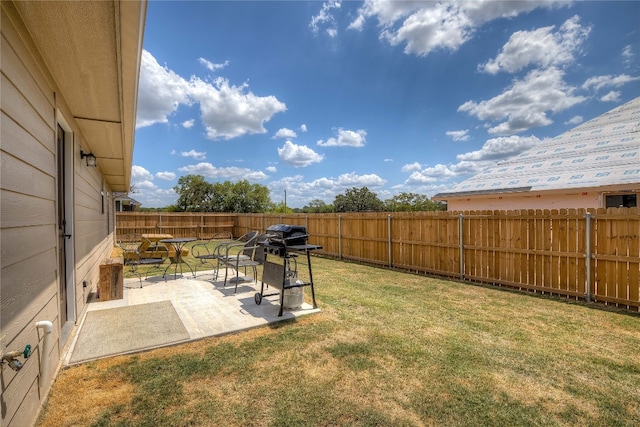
[1,4,114,427]
[445,191,600,211]
[443,185,639,212]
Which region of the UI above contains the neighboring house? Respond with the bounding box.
[433,97,640,211]
[0,2,146,426]
[114,194,142,212]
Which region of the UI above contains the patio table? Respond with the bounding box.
[160,237,197,280]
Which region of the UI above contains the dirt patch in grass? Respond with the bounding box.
[38,361,134,427]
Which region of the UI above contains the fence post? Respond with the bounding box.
[388,214,392,268]
[246,214,249,234]
[159,213,162,233]
[459,214,464,280]
[338,215,342,260]
[585,212,592,303]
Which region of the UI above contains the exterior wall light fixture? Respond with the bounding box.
[80,150,97,167]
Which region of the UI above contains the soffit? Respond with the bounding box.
[12,1,145,192]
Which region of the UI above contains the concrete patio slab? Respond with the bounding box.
[63,270,320,365]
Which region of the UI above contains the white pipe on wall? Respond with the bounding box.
[35,320,53,388]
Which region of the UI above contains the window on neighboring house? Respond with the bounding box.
[605,194,637,208]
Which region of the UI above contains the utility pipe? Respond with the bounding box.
[35,320,53,389]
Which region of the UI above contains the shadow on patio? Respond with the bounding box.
[63,270,320,365]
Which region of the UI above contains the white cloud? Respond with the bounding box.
[401,162,422,172]
[331,171,386,188]
[132,179,157,191]
[190,76,287,140]
[182,119,195,129]
[384,158,393,162]
[130,165,178,207]
[267,172,386,207]
[458,67,585,134]
[317,128,367,147]
[278,140,324,167]
[601,91,621,102]
[446,129,470,141]
[349,1,565,57]
[178,162,268,181]
[273,128,298,139]
[181,149,207,160]
[404,161,486,186]
[403,135,541,187]
[565,115,583,125]
[310,0,341,37]
[130,185,177,209]
[449,160,485,176]
[582,74,640,92]
[622,45,634,69]
[404,171,438,185]
[480,16,590,74]
[136,50,286,139]
[266,166,277,173]
[300,124,308,132]
[131,165,154,182]
[348,1,423,31]
[404,163,460,185]
[155,171,176,181]
[198,57,229,72]
[136,50,192,128]
[456,135,541,161]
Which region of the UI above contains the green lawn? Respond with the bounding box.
[39,251,640,427]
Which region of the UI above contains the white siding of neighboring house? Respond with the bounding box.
[1,5,115,426]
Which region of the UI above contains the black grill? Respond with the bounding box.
[264,224,308,255]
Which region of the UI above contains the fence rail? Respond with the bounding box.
[116,208,640,310]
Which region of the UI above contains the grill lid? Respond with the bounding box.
[265,224,308,246]
[266,224,307,234]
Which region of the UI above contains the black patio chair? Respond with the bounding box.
[217,233,269,292]
[191,231,234,277]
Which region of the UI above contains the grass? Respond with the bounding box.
[38,246,640,426]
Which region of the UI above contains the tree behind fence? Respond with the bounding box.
[116,208,640,310]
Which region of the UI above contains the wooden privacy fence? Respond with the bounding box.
[117,208,640,310]
[116,212,236,239]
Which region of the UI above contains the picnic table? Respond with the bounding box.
[141,234,190,261]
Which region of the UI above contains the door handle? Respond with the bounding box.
[64,234,72,239]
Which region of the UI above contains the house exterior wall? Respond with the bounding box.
[444,186,639,212]
[1,5,114,426]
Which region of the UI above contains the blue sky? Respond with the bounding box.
[131,1,640,208]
